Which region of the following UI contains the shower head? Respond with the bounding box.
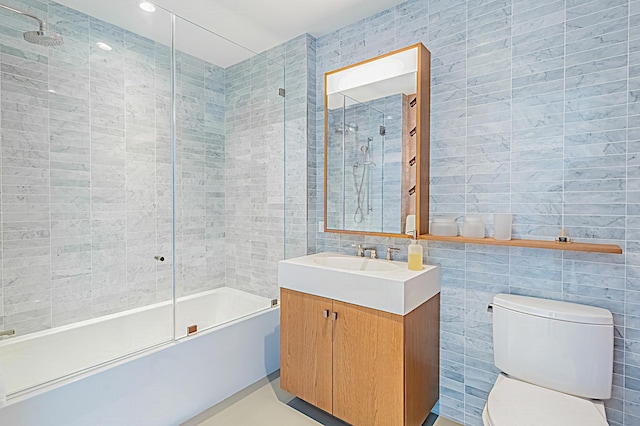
[23,30,64,46]
[0,3,64,46]
[359,144,375,166]
[335,123,358,134]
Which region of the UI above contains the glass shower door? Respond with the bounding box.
[0,0,174,396]
[172,16,284,338]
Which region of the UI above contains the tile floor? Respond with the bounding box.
[182,372,462,426]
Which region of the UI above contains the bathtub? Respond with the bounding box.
[0,287,280,426]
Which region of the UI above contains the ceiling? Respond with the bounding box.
[54,0,406,67]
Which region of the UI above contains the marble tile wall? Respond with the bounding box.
[284,35,314,260]
[223,35,304,299]
[174,50,227,297]
[224,52,279,298]
[0,1,231,334]
[306,35,318,256]
[312,0,640,424]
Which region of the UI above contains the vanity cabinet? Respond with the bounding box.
[280,289,333,413]
[280,287,439,426]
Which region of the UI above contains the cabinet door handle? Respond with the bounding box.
[323,309,329,318]
[331,312,337,321]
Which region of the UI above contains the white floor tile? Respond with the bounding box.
[182,372,463,426]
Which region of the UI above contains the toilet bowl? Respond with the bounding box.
[483,294,613,426]
[482,374,608,426]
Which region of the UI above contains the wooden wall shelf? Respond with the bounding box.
[420,234,623,254]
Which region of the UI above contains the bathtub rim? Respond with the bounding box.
[1,287,269,347]
[4,300,279,404]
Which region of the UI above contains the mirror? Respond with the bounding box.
[324,43,430,237]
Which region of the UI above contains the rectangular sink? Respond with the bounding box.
[278,252,440,316]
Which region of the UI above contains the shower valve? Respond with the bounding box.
[154,256,165,262]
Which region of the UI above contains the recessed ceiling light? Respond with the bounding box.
[96,42,112,51]
[139,1,156,12]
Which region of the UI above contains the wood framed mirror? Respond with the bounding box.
[324,43,430,238]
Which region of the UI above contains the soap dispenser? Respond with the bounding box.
[408,231,423,271]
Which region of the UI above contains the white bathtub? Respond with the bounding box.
[0,287,280,425]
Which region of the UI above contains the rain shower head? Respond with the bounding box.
[23,30,64,46]
[0,3,64,46]
[335,123,358,134]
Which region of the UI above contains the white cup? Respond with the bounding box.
[494,214,512,241]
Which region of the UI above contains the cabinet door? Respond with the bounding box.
[332,301,404,425]
[280,288,333,413]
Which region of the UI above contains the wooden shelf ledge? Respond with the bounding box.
[420,234,623,254]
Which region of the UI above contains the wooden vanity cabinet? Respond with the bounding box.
[280,288,440,426]
[280,289,333,413]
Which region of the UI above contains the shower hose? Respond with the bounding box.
[353,163,367,223]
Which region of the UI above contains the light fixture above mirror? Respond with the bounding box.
[326,47,418,109]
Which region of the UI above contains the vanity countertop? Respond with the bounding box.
[278,252,440,315]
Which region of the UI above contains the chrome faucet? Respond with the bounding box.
[0,329,15,337]
[352,244,376,258]
[386,247,399,260]
[363,247,377,259]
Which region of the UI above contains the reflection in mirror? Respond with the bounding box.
[324,44,429,237]
[327,94,404,234]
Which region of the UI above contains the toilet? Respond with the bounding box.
[483,294,613,426]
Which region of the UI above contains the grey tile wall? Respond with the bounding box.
[174,49,227,298]
[306,35,317,256]
[0,0,53,334]
[284,35,313,260]
[223,47,283,298]
[312,0,640,425]
[222,34,309,299]
[0,1,244,335]
[625,1,640,424]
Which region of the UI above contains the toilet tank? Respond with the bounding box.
[492,294,613,399]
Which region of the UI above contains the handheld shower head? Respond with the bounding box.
[360,143,375,166]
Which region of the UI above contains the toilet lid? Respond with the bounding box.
[486,375,608,426]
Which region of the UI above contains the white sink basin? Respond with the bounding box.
[313,256,400,272]
[278,252,440,316]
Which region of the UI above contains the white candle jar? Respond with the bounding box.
[463,216,485,238]
[430,216,458,237]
